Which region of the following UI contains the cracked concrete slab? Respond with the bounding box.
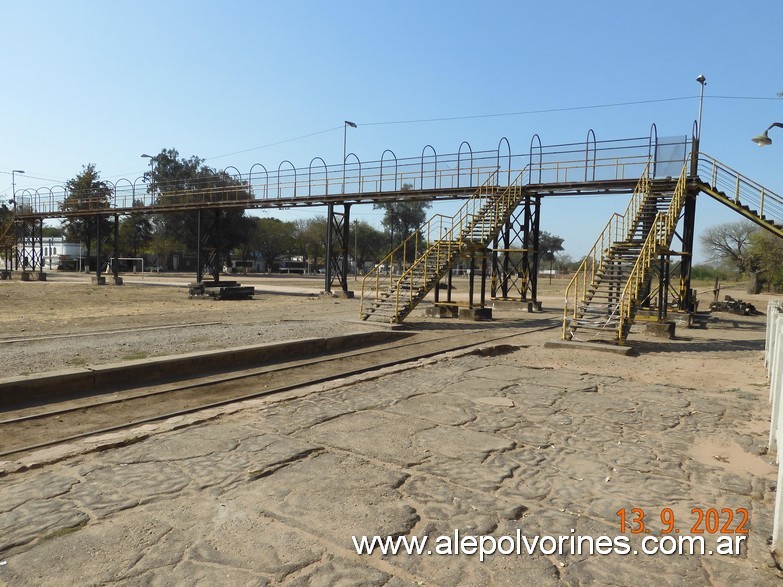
[0,336,780,585]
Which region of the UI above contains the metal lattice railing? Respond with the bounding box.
[360,168,529,321]
[561,164,651,338]
[616,163,688,341]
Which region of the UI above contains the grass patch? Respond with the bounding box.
[68,357,87,366]
[122,351,149,361]
[42,520,88,541]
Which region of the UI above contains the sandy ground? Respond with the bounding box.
[0,271,770,388]
[0,271,781,584]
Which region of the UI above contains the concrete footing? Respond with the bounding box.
[20,271,47,281]
[91,276,107,285]
[426,305,459,318]
[492,300,543,312]
[320,290,355,299]
[644,321,676,339]
[545,339,635,355]
[458,307,493,321]
[0,270,10,280]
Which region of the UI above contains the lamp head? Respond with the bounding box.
[345,120,357,128]
[696,74,706,85]
[752,131,772,147]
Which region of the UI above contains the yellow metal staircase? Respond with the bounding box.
[360,170,526,323]
[563,163,688,344]
[0,216,16,268]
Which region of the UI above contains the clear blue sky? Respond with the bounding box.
[2,0,782,262]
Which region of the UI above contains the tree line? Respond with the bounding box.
[700,220,783,293]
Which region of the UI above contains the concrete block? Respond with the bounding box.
[0,369,95,408]
[644,321,676,339]
[426,305,459,318]
[544,339,635,356]
[20,271,31,281]
[492,300,542,312]
[458,307,493,321]
[91,276,107,285]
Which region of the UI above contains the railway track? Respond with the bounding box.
[0,320,559,460]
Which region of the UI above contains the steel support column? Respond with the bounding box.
[197,209,222,283]
[678,188,697,311]
[490,195,540,309]
[16,218,44,271]
[96,215,102,280]
[113,214,120,282]
[325,203,352,294]
[529,196,541,304]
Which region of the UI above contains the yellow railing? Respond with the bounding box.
[562,164,651,338]
[361,168,529,321]
[0,217,15,246]
[616,163,689,342]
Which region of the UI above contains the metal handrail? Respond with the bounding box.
[389,172,528,320]
[361,168,536,321]
[697,153,783,226]
[561,164,651,338]
[616,163,688,341]
[13,141,687,218]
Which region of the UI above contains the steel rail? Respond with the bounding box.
[0,322,560,459]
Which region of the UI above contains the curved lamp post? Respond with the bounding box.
[343,121,357,194]
[11,169,24,211]
[141,154,156,195]
[752,123,783,147]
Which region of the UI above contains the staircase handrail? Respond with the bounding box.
[562,163,651,338]
[616,163,688,341]
[390,170,527,319]
[0,214,17,248]
[360,170,501,318]
[697,153,783,226]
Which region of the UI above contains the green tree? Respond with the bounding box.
[119,200,153,257]
[750,229,783,291]
[42,225,62,238]
[700,221,764,293]
[147,148,249,266]
[353,220,387,271]
[256,217,296,272]
[231,216,266,271]
[61,164,113,264]
[293,217,328,273]
[374,184,431,254]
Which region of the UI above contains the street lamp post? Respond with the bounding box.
[691,74,706,176]
[10,170,24,271]
[342,120,357,195]
[141,154,155,198]
[752,123,783,147]
[695,74,706,141]
[11,169,24,212]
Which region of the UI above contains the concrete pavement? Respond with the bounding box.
[0,343,780,585]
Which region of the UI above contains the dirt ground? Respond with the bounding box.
[0,270,772,390]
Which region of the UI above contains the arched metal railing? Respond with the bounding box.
[12,130,689,218]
